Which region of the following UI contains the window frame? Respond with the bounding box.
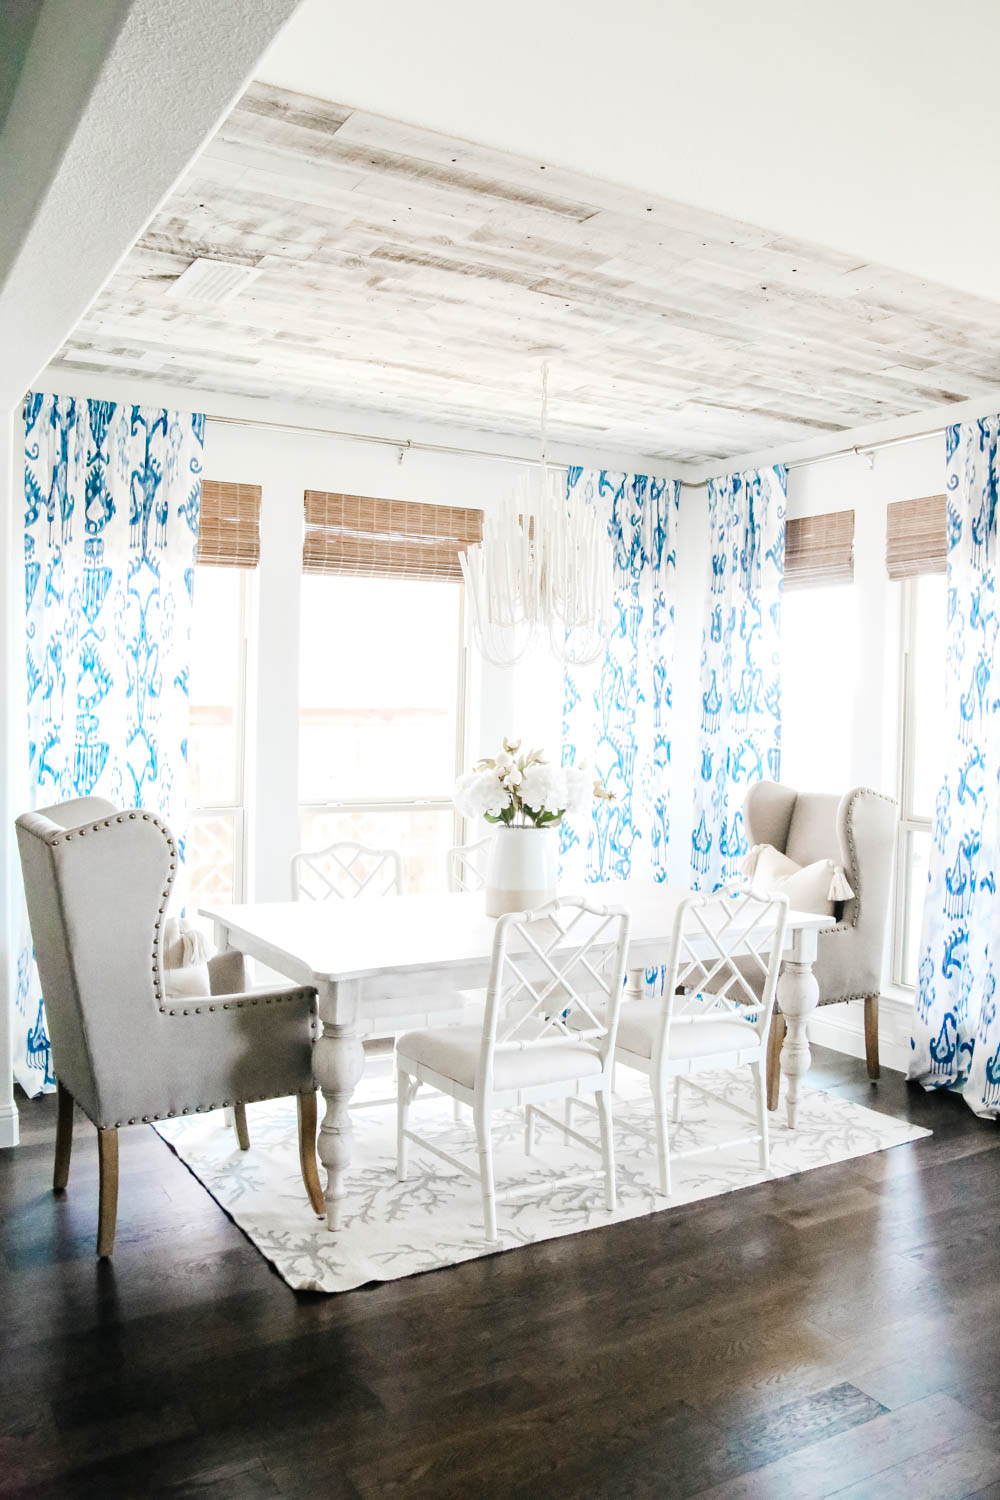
[892,575,932,988]
[296,582,469,874]
[188,565,252,906]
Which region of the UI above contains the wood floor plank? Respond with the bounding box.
[690,1393,999,1500]
[2,1050,998,1499]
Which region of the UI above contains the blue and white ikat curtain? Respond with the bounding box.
[14,394,203,1095]
[910,418,1000,1117]
[691,466,785,890]
[560,469,680,884]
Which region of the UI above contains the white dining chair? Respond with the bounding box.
[291,840,403,902]
[395,896,631,1242]
[608,886,788,1195]
[446,836,494,893]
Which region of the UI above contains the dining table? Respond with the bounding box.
[201,881,834,1231]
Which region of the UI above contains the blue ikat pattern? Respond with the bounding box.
[690,466,785,890]
[910,417,1000,1117]
[559,469,680,887]
[15,394,203,1095]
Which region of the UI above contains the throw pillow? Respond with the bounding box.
[742,843,853,916]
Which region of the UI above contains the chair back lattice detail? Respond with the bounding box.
[664,886,789,1041]
[291,841,403,901]
[447,837,494,893]
[482,899,631,1074]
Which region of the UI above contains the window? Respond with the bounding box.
[894,572,947,986]
[185,479,258,925]
[780,510,857,793]
[298,492,475,894]
[187,567,249,917]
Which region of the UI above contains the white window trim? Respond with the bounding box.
[892,576,931,988]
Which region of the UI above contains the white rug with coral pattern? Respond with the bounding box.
[155,1068,928,1293]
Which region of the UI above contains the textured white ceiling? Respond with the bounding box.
[52,83,1000,464]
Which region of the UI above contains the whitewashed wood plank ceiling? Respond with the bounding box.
[50,82,1000,464]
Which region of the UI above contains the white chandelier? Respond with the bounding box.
[459,366,615,668]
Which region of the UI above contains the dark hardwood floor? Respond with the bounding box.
[2,1049,999,1499]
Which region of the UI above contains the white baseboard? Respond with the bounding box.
[0,1101,20,1149]
[807,991,914,1075]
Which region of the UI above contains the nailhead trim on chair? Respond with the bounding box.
[45,809,320,1125]
[43,810,179,1013]
[107,1086,316,1129]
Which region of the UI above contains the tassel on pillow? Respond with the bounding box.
[162,917,213,999]
[180,924,211,966]
[742,844,765,879]
[827,865,854,903]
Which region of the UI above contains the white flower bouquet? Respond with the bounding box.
[454,737,613,829]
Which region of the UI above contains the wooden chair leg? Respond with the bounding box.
[233,1101,251,1151]
[96,1127,118,1258]
[864,994,881,1080]
[766,1010,786,1112]
[53,1081,74,1191]
[297,1091,324,1216]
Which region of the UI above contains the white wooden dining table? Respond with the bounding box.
[201,881,833,1232]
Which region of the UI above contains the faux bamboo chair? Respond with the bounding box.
[396,897,630,1241]
[16,798,323,1257]
[570,888,787,1195]
[446,837,495,893]
[742,782,897,1104]
[291,840,403,900]
[613,887,787,1194]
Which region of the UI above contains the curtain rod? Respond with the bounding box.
[210,411,945,485]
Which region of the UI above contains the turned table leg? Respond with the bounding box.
[774,928,820,1131]
[314,980,365,1232]
[625,967,646,1005]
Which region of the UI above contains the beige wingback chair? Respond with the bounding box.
[16,797,323,1256]
[743,782,897,1106]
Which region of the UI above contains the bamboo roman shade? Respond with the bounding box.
[302,491,483,581]
[783,509,855,590]
[196,480,261,568]
[885,494,947,579]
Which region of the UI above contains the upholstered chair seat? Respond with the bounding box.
[16,797,323,1255]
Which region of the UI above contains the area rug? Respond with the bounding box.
[154,1070,929,1293]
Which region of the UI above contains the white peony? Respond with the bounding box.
[519,762,568,816]
[454,769,511,821]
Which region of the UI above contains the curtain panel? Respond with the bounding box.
[560,468,680,885]
[910,417,1000,1117]
[691,465,786,890]
[15,394,204,1095]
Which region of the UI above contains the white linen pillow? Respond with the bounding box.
[744,843,853,917]
[162,917,213,999]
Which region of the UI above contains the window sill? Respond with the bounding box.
[881,983,915,1010]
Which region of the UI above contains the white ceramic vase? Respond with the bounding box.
[484,825,559,917]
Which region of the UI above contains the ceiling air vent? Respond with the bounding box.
[168,257,260,304]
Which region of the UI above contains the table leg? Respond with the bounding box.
[625,967,645,1005]
[774,928,820,1130]
[314,981,365,1232]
